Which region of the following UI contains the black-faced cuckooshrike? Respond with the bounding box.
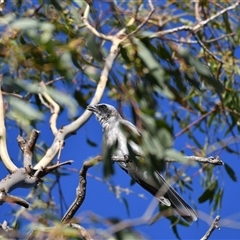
[87,103,197,223]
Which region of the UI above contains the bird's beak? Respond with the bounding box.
[87,105,98,113]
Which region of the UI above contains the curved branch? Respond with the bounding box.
[61,156,101,223]
[69,223,94,240]
[0,77,18,173]
[39,82,60,136]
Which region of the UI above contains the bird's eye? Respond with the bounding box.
[99,105,107,110]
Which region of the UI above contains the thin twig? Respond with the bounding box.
[174,107,218,138]
[191,33,224,64]
[200,215,221,240]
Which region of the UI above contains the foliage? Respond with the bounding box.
[0,0,240,239]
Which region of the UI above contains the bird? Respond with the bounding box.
[87,103,197,223]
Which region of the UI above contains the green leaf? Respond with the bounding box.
[133,38,174,99]
[213,188,223,213]
[86,138,97,147]
[157,128,172,148]
[46,87,78,117]
[198,180,218,203]
[11,18,38,30]
[224,163,237,182]
[103,140,118,178]
[165,149,187,164]
[86,34,103,64]
[8,96,43,121]
[172,224,181,240]
[122,197,130,217]
[179,47,224,93]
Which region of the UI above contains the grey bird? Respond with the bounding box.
[87,103,197,223]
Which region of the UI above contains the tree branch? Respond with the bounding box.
[0,76,18,173]
[69,223,94,240]
[61,156,101,223]
[17,129,40,168]
[39,81,60,136]
[166,156,224,165]
[200,215,221,240]
[149,1,240,38]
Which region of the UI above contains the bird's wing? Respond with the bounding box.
[119,119,141,136]
[119,119,143,156]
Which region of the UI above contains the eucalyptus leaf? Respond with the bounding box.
[8,96,43,121]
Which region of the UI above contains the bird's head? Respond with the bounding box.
[87,103,120,129]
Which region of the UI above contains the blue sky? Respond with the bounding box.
[2,95,240,239]
[0,1,240,239]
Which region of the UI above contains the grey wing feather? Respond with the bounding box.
[119,119,143,156]
[120,119,141,136]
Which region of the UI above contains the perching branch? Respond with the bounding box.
[200,215,221,240]
[60,152,222,224]
[109,155,223,165]
[166,156,224,165]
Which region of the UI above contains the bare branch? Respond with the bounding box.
[69,223,94,240]
[163,32,236,44]
[23,129,40,168]
[191,33,225,64]
[61,156,101,223]
[166,156,224,165]
[0,220,13,233]
[175,107,218,138]
[0,188,29,208]
[112,154,223,165]
[0,76,18,173]
[82,4,112,41]
[39,82,60,136]
[200,215,221,240]
[150,1,240,38]
[34,160,74,178]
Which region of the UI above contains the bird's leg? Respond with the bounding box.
[124,154,131,163]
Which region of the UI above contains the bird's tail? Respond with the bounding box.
[154,172,197,223]
[120,161,197,223]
